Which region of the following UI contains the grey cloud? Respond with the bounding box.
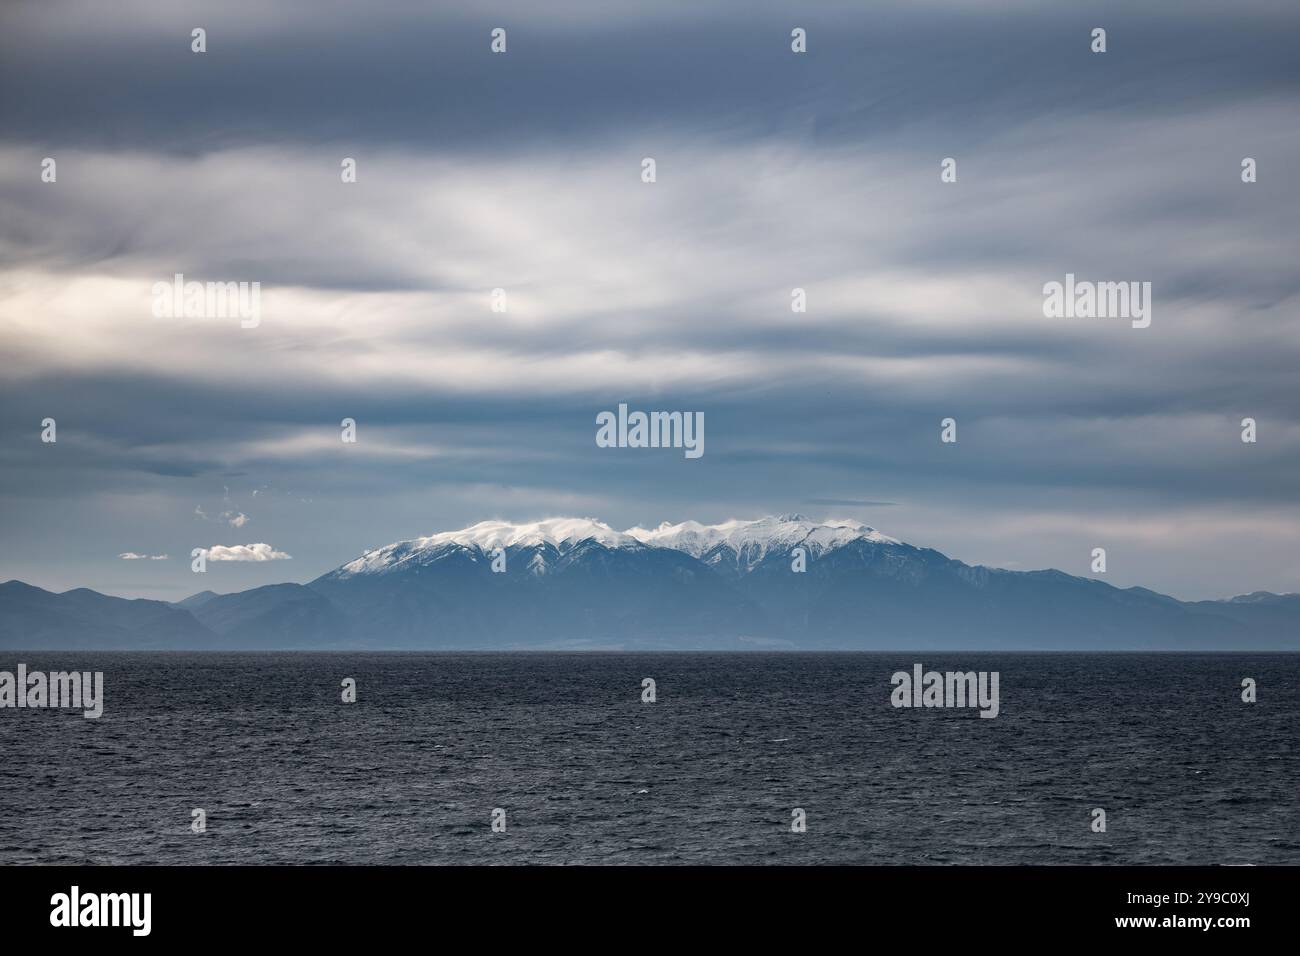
[804,499,898,508]
[3,2,1299,154]
[0,0,1297,600]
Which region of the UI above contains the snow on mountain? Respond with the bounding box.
[333,515,900,579]
[334,518,638,577]
[627,514,899,570]
[432,517,636,550]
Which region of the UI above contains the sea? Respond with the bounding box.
[1,652,1296,865]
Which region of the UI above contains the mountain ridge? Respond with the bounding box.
[1,516,1296,649]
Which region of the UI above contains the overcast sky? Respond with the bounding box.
[1,0,1298,601]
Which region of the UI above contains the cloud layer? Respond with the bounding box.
[1,0,1297,600]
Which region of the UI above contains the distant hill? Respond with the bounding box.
[0,580,216,649]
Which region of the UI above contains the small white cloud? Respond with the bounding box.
[120,552,169,560]
[223,511,249,528]
[204,543,291,562]
[194,505,208,520]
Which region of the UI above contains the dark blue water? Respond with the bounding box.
[1,653,1296,864]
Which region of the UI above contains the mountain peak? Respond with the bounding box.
[435,517,632,550]
[334,517,638,577]
[625,514,899,567]
[333,515,901,579]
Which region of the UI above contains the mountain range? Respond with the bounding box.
[2,515,1297,650]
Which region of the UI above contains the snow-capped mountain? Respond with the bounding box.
[628,514,899,574]
[308,517,771,646]
[335,518,640,578]
[296,516,1296,649]
[335,514,899,579]
[4,515,1297,649]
